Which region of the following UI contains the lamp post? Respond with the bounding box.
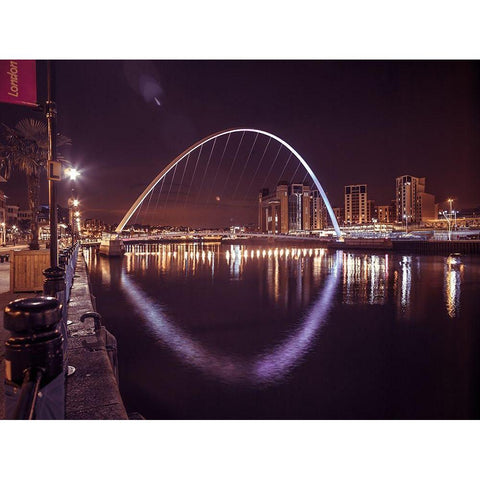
[67,168,80,246]
[447,198,458,238]
[46,60,58,268]
[1,222,5,246]
[441,210,452,241]
[12,225,18,246]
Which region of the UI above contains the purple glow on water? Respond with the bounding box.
[120,251,341,386]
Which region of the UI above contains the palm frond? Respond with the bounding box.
[15,118,48,149]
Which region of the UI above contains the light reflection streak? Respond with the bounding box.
[342,252,389,305]
[444,263,463,318]
[401,256,411,310]
[120,250,342,386]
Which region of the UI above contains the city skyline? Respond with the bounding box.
[1,60,479,226]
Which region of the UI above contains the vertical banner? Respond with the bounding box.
[0,60,37,107]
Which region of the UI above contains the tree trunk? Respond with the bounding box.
[27,170,40,250]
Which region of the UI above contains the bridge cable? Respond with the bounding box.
[142,189,155,228]
[207,133,231,204]
[131,189,146,228]
[175,152,191,205]
[220,131,246,199]
[196,137,217,202]
[288,161,302,185]
[243,136,272,201]
[263,143,283,190]
[149,176,166,226]
[275,152,293,187]
[232,132,259,198]
[184,144,204,208]
[164,163,178,208]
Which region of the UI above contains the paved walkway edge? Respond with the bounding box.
[65,250,128,420]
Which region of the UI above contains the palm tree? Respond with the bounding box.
[0,118,71,250]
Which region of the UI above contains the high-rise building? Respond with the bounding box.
[375,202,395,223]
[310,189,328,230]
[367,199,376,223]
[331,207,344,227]
[345,184,368,224]
[395,175,435,223]
[288,183,311,231]
[258,182,311,233]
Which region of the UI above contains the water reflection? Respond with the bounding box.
[84,243,478,418]
[342,252,389,305]
[94,244,466,324]
[125,243,331,311]
[119,248,342,386]
[444,263,464,318]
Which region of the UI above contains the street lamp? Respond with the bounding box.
[1,222,5,246]
[66,167,81,246]
[441,210,452,241]
[12,225,18,246]
[66,167,80,181]
[447,198,458,236]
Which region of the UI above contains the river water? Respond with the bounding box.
[83,243,480,419]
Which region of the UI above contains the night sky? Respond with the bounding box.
[2,60,479,226]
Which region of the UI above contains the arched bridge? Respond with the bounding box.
[115,128,342,237]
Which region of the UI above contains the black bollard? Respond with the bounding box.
[4,297,64,419]
[59,253,66,268]
[43,266,66,298]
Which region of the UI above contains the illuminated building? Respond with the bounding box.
[84,218,105,235]
[6,204,19,226]
[367,199,376,222]
[310,189,328,230]
[288,183,311,231]
[395,175,436,223]
[332,207,344,226]
[258,182,311,233]
[375,203,395,223]
[18,209,33,222]
[345,184,368,224]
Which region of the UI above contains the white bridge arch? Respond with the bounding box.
[116,128,342,237]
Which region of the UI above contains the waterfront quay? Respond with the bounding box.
[91,234,480,255]
[0,245,127,420]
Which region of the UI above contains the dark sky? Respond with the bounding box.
[2,60,479,227]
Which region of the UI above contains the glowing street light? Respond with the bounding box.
[66,167,80,181]
[66,167,81,245]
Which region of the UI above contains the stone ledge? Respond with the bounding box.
[65,251,128,420]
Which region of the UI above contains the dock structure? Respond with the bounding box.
[65,250,128,419]
[1,247,128,420]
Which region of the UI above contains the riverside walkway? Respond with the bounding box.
[0,244,128,420]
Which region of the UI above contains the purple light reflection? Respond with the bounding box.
[120,251,342,386]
